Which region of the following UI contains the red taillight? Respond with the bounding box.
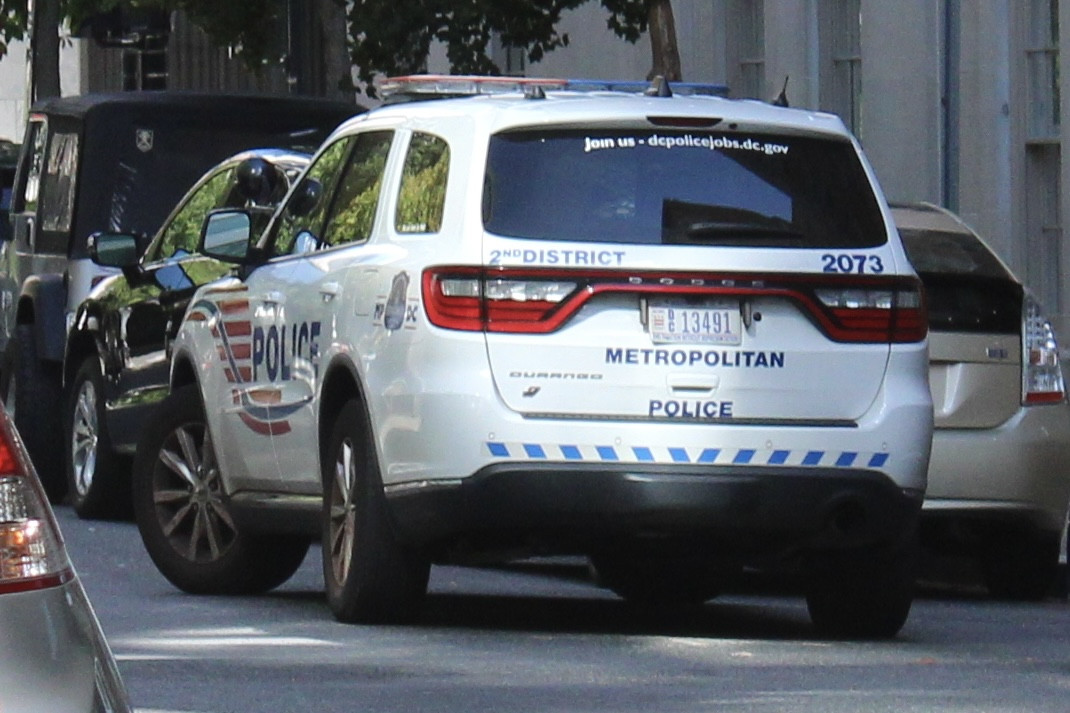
[422,266,927,343]
[423,267,581,332]
[0,410,72,594]
[813,283,928,343]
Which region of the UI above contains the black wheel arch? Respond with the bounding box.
[318,356,369,469]
[63,326,105,389]
[169,352,201,392]
[15,274,67,364]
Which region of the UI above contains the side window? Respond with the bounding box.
[270,137,354,256]
[14,120,46,214]
[395,132,449,234]
[40,132,78,233]
[321,130,394,248]
[146,166,237,262]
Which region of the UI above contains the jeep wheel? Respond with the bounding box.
[133,385,309,594]
[805,538,918,639]
[66,356,131,519]
[322,399,429,623]
[2,324,64,500]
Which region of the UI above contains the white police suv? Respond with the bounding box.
[132,75,933,638]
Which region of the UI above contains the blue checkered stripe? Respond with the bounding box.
[484,442,890,468]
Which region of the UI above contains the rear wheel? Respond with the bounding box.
[2,324,64,500]
[805,538,918,639]
[66,356,131,519]
[322,399,429,623]
[133,385,309,594]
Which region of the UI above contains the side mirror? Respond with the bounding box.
[88,232,140,268]
[288,178,323,218]
[200,209,254,263]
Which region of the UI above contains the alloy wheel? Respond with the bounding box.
[327,435,357,587]
[70,379,99,496]
[151,423,237,562]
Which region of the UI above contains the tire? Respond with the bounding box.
[133,384,309,594]
[1,324,64,501]
[590,552,735,606]
[805,537,918,639]
[65,356,132,520]
[981,531,1060,601]
[322,399,429,624]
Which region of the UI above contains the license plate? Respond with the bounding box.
[647,300,742,345]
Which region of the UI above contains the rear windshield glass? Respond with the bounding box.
[898,228,1013,280]
[899,228,1021,334]
[483,129,887,248]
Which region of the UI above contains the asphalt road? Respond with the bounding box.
[56,506,1070,713]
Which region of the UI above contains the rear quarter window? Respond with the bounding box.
[41,131,78,233]
[395,132,449,234]
[483,129,887,248]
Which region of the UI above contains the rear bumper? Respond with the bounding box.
[924,403,1070,535]
[387,463,923,561]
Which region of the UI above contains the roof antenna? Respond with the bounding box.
[772,76,790,107]
[645,75,673,98]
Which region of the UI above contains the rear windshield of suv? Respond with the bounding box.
[483,129,886,248]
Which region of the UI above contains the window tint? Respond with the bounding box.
[321,131,394,247]
[41,132,78,233]
[484,129,886,248]
[146,166,237,262]
[395,132,449,234]
[271,137,354,255]
[898,228,1013,280]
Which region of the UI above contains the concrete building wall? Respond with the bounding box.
[469,1,724,86]
[0,35,85,143]
[763,0,819,109]
[517,3,654,81]
[956,3,1017,272]
[858,0,943,205]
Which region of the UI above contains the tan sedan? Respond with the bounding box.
[893,202,1070,599]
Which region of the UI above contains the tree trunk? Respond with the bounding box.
[31,0,62,99]
[647,0,681,81]
[313,0,352,100]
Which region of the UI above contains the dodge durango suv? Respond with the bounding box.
[132,75,933,638]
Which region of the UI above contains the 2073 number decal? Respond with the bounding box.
[821,253,885,274]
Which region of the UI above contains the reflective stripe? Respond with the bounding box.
[484,442,891,468]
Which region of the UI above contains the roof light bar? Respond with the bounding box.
[379,75,730,102]
[380,75,568,101]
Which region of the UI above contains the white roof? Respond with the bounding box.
[339,85,852,140]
